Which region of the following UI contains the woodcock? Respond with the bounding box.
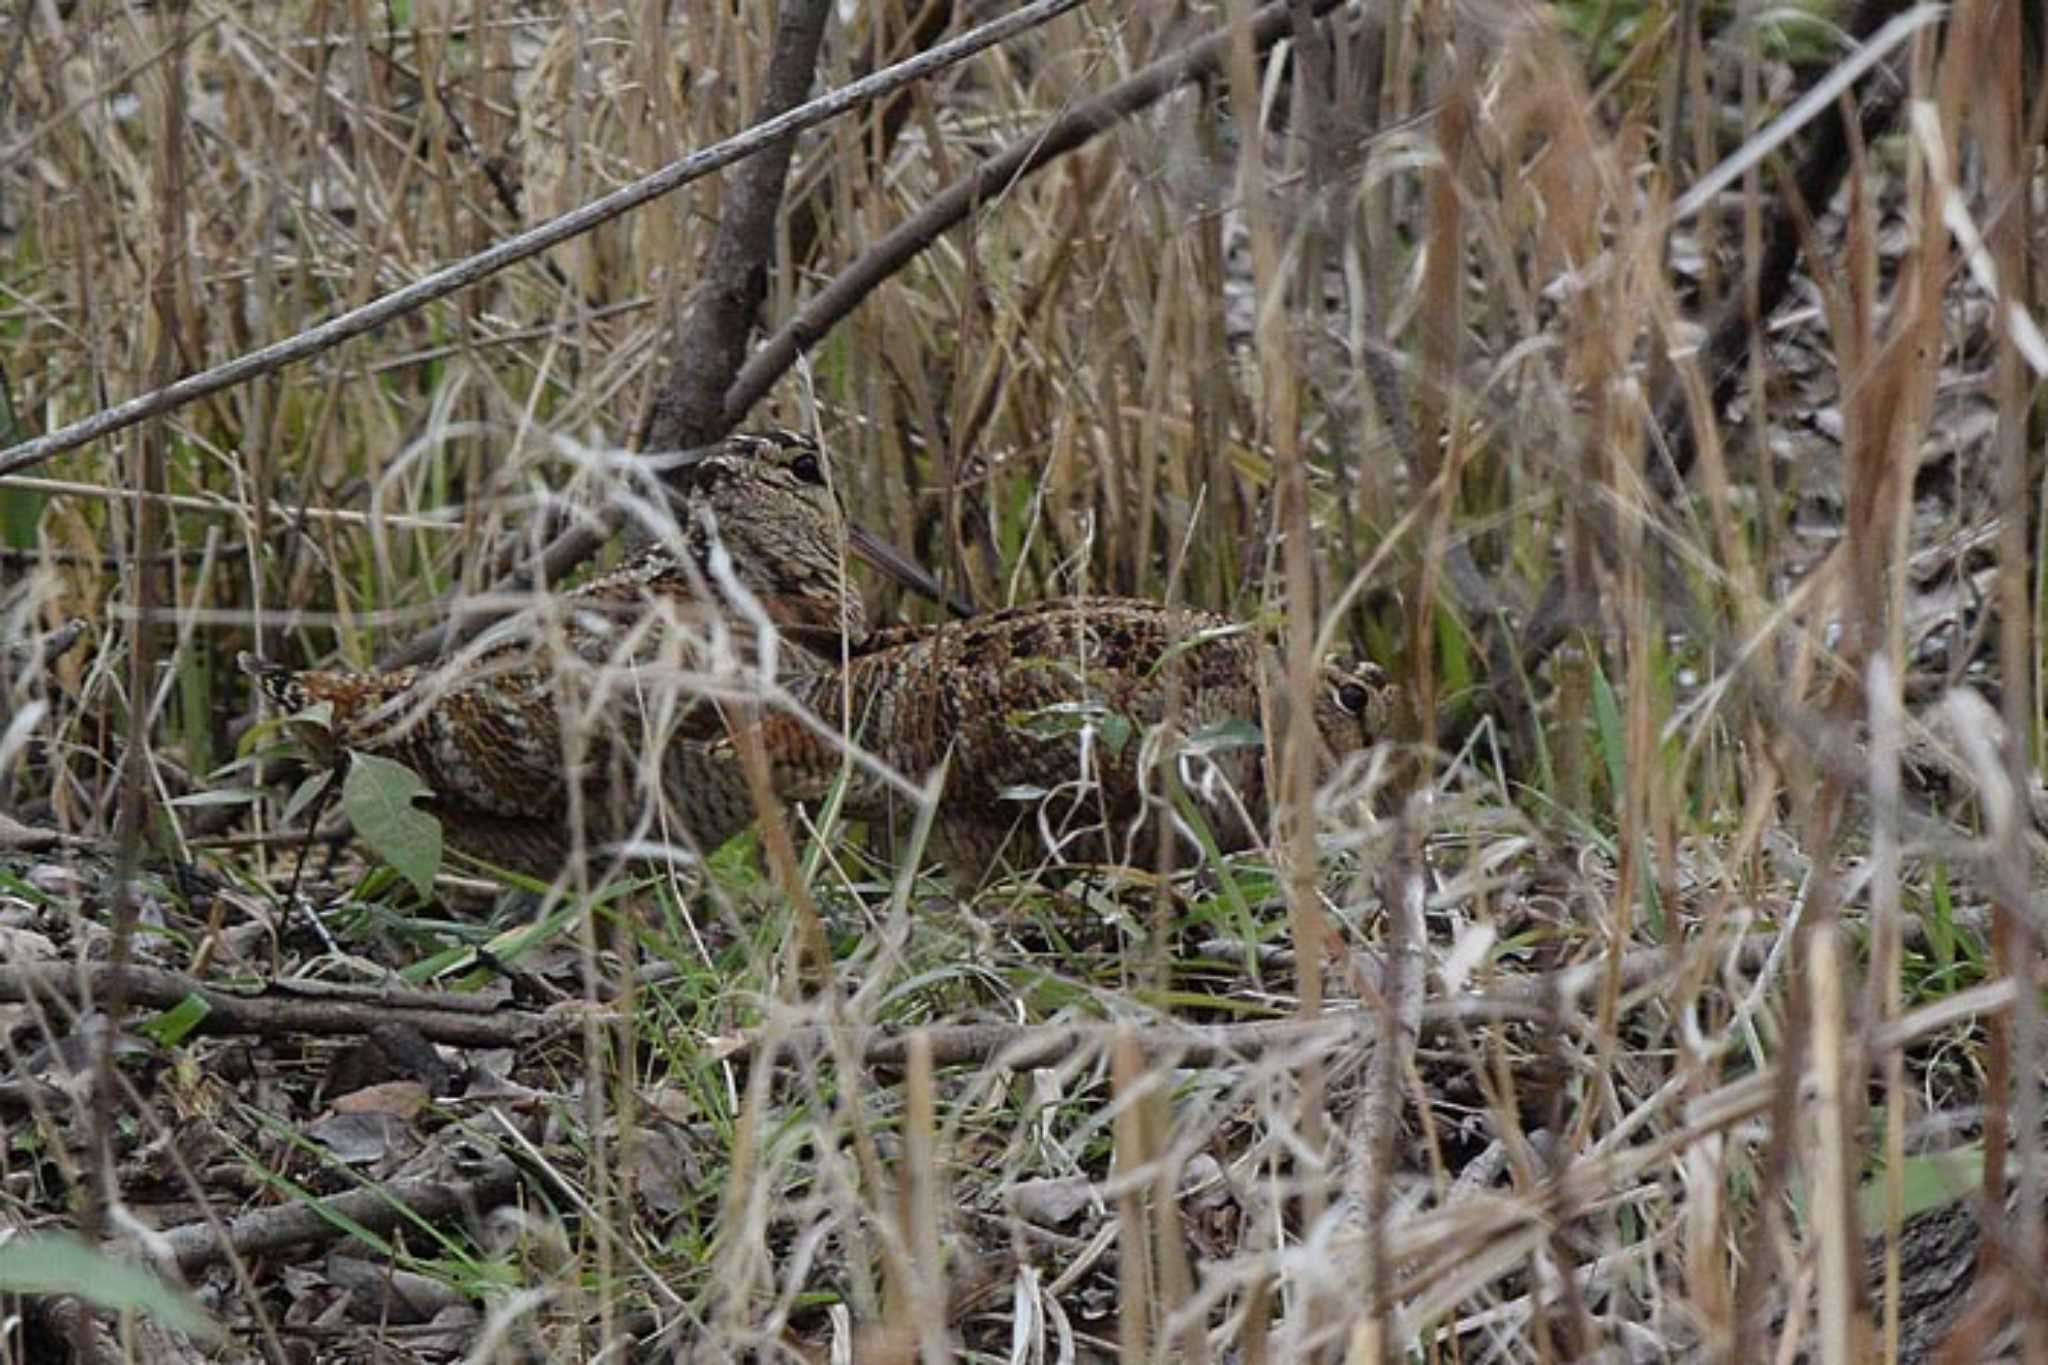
[243,429,878,876]
[735,603,1390,888]
[245,431,1395,887]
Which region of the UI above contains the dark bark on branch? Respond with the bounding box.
[637,0,835,457]
[0,962,549,1049]
[148,1157,527,1278]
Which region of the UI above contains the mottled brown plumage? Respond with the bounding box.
[247,433,1397,889]
[243,430,862,876]
[736,598,1394,888]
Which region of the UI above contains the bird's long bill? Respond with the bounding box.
[846,524,977,619]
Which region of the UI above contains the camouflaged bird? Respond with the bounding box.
[728,598,1394,889]
[242,429,883,876]
[246,431,1397,887]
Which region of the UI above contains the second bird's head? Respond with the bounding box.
[667,429,967,656]
[666,429,862,652]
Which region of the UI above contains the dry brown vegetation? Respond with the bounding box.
[1,0,2045,1360]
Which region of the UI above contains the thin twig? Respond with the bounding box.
[714,934,1784,1071]
[0,473,468,531]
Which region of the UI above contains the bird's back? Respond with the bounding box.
[764,597,1391,886]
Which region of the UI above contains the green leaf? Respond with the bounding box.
[204,751,271,780]
[1146,622,1250,678]
[0,373,21,445]
[1004,701,1139,763]
[283,772,335,826]
[167,787,262,809]
[1435,600,1472,699]
[342,752,443,900]
[0,1233,221,1341]
[1590,660,1627,811]
[292,700,335,732]
[1096,712,1133,760]
[1183,717,1263,756]
[1005,701,1135,759]
[241,698,337,757]
[139,994,212,1047]
[1860,1146,1983,1227]
[0,487,45,551]
[1008,700,1110,740]
[0,384,44,548]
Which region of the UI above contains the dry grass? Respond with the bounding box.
[1,0,2042,1360]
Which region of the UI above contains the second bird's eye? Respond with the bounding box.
[790,452,824,486]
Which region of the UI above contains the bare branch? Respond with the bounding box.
[147,1158,527,1278]
[725,0,1349,422]
[0,962,549,1049]
[637,0,834,456]
[0,0,1087,481]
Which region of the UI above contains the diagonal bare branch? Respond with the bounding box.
[724,0,1348,423]
[0,0,1088,482]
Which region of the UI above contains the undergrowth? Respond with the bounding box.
[1,1,2041,1361]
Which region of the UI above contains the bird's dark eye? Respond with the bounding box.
[790,451,824,486]
[1337,681,1372,715]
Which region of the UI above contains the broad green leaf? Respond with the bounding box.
[239,699,336,755]
[0,383,42,548]
[342,751,443,900]
[0,375,20,445]
[0,1233,220,1341]
[0,488,44,550]
[292,700,335,732]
